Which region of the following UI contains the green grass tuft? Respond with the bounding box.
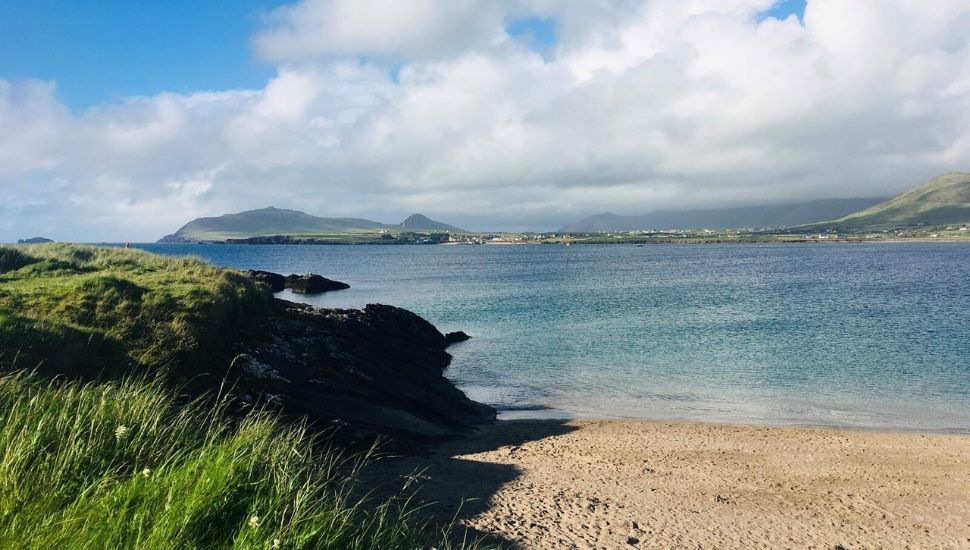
[0,371,479,549]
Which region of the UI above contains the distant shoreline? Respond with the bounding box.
[126,236,970,246]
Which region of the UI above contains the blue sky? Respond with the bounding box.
[506,16,558,59]
[0,1,562,109]
[0,1,804,110]
[759,0,807,22]
[0,0,287,109]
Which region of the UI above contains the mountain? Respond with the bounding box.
[561,198,886,232]
[17,237,54,244]
[400,213,465,232]
[159,207,464,242]
[804,172,970,231]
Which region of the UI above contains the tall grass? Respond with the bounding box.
[0,371,476,549]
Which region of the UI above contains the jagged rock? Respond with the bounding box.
[233,300,495,440]
[284,273,350,294]
[245,270,286,292]
[444,331,471,346]
[230,353,291,383]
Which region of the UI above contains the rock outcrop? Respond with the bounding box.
[445,331,471,346]
[245,270,286,292]
[285,273,350,294]
[229,299,495,441]
[242,270,350,294]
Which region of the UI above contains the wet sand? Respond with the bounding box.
[377,420,970,549]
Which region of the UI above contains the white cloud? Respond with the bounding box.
[1,0,969,240]
[253,0,508,62]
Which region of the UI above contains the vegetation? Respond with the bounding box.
[805,171,970,231]
[0,244,485,548]
[162,206,464,242]
[0,243,271,379]
[0,371,472,549]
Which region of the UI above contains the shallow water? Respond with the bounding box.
[139,242,970,432]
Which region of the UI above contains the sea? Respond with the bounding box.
[139,242,970,432]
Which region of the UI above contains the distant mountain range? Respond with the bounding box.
[160,173,969,242]
[159,207,465,242]
[562,172,970,233]
[560,198,886,232]
[801,172,970,231]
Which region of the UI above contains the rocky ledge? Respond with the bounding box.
[227,299,495,442]
[245,270,350,294]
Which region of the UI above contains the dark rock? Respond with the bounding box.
[284,273,350,294]
[245,269,286,292]
[444,330,471,346]
[232,299,495,441]
[230,353,290,383]
[627,536,640,546]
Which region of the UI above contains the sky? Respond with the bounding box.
[1,0,969,241]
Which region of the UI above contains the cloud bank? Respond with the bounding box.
[2,0,969,240]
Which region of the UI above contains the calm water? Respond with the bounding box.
[139,243,970,432]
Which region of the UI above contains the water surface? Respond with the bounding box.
[139,242,970,432]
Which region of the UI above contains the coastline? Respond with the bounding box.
[377,418,970,549]
[140,237,970,246]
[494,407,970,436]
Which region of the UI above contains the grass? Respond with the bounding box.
[0,244,271,379]
[0,244,488,548]
[0,370,474,549]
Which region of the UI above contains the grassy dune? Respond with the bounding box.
[0,244,270,379]
[0,245,484,548]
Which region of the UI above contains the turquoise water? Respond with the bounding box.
[140,243,970,432]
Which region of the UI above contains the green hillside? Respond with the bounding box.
[160,207,392,242]
[159,207,465,242]
[0,244,269,379]
[809,172,970,231]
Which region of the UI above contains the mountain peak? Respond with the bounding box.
[402,213,432,224]
[399,214,465,232]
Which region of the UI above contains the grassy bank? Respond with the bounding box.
[0,244,270,380]
[0,245,484,548]
[0,371,469,549]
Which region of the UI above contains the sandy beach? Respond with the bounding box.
[375,420,970,549]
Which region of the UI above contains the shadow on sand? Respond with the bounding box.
[360,419,578,548]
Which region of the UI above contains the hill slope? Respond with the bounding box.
[400,213,465,232]
[562,198,885,232]
[160,207,464,242]
[160,207,391,242]
[806,172,970,231]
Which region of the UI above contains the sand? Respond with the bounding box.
[374,420,970,549]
